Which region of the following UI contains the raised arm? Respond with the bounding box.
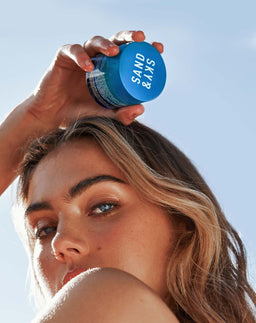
[0,30,163,195]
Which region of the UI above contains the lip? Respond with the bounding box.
[62,268,88,287]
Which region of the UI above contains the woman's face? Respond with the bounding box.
[25,139,175,300]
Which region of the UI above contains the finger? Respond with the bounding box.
[109,30,145,46]
[83,36,119,57]
[115,104,145,125]
[151,42,164,54]
[60,44,95,71]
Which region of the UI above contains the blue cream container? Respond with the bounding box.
[86,41,166,109]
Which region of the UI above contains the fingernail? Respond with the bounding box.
[106,45,119,56]
[84,60,94,70]
[85,60,92,66]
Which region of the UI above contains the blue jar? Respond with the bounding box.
[86,41,167,109]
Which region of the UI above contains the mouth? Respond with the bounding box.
[62,267,88,287]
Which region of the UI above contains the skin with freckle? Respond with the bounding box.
[26,139,175,300]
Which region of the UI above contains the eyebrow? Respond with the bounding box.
[25,201,53,216]
[69,175,126,198]
[25,175,126,217]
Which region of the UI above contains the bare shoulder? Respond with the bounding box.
[33,267,179,323]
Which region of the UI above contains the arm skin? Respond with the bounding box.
[32,268,179,323]
[0,98,33,195]
[0,96,56,196]
[0,30,163,196]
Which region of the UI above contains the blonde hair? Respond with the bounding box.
[17,117,256,322]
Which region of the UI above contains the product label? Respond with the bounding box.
[131,53,155,90]
[86,55,126,109]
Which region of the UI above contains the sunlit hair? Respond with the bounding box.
[16,117,256,322]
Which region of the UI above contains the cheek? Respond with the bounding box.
[92,217,145,265]
[94,212,173,298]
[95,211,172,270]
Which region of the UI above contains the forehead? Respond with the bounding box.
[27,139,125,202]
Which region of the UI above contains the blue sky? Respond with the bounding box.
[1,1,256,321]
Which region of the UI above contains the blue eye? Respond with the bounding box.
[36,226,57,239]
[97,204,112,212]
[89,202,119,216]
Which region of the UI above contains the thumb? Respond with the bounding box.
[115,105,145,125]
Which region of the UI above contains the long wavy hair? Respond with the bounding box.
[17,117,256,322]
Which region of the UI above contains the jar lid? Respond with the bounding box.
[117,42,166,102]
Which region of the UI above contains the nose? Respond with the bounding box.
[51,221,90,263]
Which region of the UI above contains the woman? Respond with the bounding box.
[17,115,256,322]
[1,30,256,322]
